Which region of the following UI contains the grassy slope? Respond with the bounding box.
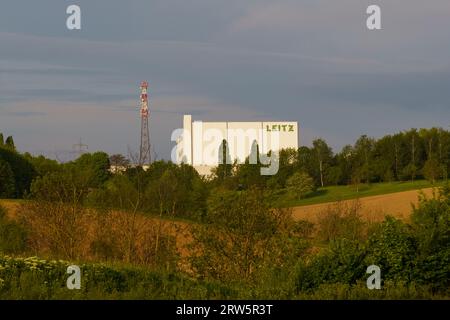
[2,180,444,212]
[277,179,444,208]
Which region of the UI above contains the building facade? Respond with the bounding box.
[175,115,299,176]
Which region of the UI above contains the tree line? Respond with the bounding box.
[1,127,450,212]
[216,127,450,192]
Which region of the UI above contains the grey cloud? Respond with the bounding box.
[1,1,450,158]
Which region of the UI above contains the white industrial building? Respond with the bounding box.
[175,115,299,176]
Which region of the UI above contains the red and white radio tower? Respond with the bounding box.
[139,81,151,166]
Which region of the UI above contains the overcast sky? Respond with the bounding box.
[1,0,450,161]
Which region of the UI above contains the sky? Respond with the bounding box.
[1,0,450,161]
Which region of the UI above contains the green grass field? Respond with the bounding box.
[277,179,445,208]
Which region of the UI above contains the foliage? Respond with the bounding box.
[423,158,441,184]
[286,171,314,200]
[191,188,309,283]
[0,255,233,299]
[0,206,27,254]
[410,187,450,291]
[317,201,366,242]
[0,159,15,198]
[72,152,110,188]
[364,217,416,282]
[0,147,36,198]
[23,154,60,177]
[30,165,93,204]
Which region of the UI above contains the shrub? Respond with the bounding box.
[0,205,27,254]
[286,171,314,200]
[317,200,366,242]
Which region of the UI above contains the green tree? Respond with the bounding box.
[192,188,307,283]
[109,154,130,171]
[0,205,27,254]
[423,158,441,184]
[27,165,95,260]
[87,174,138,211]
[296,239,367,291]
[23,153,60,177]
[234,142,266,190]
[286,171,314,200]
[312,139,333,187]
[4,136,15,150]
[410,187,450,291]
[353,135,374,184]
[30,164,94,204]
[0,147,36,197]
[365,217,416,282]
[214,139,233,182]
[73,152,110,187]
[401,163,418,182]
[0,159,15,198]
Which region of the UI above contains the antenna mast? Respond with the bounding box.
[139,81,151,166]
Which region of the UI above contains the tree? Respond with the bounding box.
[351,167,364,192]
[30,165,93,203]
[410,187,450,291]
[325,166,342,186]
[0,147,36,197]
[192,188,307,283]
[404,129,423,182]
[423,158,441,184]
[372,135,396,182]
[87,174,138,211]
[401,163,418,182]
[317,201,365,242]
[213,139,233,182]
[4,136,15,151]
[286,171,314,200]
[266,148,297,190]
[312,139,333,187]
[234,142,266,190]
[73,152,110,187]
[27,166,95,259]
[0,159,15,198]
[353,135,374,184]
[336,145,354,185]
[365,217,416,282]
[23,153,60,177]
[109,154,130,172]
[145,169,181,256]
[0,205,27,254]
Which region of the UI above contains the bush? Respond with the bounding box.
[317,201,366,242]
[286,171,314,200]
[0,159,15,198]
[0,205,27,254]
[364,216,416,282]
[0,255,235,299]
[192,188,309,283]
[296,239,367,292]
[410,187,450,292]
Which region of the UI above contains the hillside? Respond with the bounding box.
[292,187,436,223]
[277,180,440,208]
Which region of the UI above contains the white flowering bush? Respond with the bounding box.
[0,255,232,299]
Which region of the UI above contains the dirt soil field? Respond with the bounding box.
[292,187,436,224]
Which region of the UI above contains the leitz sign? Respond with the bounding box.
[265,124,295,132]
